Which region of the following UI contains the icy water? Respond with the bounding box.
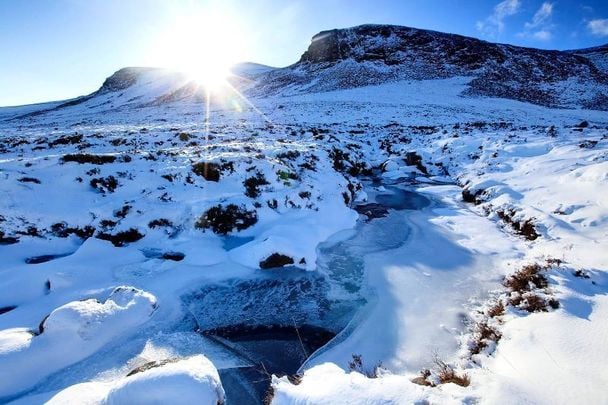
[185,179,432,404]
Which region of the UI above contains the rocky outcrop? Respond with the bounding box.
[260,24,608,110]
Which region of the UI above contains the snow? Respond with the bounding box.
[0,287,157,398]
[1,68,607,403]
[15,355,225,404]
[271,363,438,405]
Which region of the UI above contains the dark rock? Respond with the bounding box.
[0,306,17,315]
[99,67,147,93]
[25,254,69,264]
[161,252,185,261]
[259,253,295,269]
[0,231,19,245]
[355,203,389,219]
[404,151,428,175]
[127,358,181,376]
[579,140,598,148]
[462,187,484,204]
[18,177,41,184]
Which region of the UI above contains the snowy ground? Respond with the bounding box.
[1,78,607,404]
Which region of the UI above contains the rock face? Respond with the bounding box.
[259,24,608,110]
[98,67,152,93]
[570,44,608,73]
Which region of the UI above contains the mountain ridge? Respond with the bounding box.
[3,23,608,119]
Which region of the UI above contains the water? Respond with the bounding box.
[184,180,431,404]
[223,235,255,251]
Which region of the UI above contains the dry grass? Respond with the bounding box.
[348,354,383,378]
[434,358,471,387]
[487,300,505,318]
[470,321,502,355]
[504,264,548,292]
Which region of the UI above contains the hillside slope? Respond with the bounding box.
[254,25,608,110]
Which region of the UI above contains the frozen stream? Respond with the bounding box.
[184,178,432,404]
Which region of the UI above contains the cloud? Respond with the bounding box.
[532,30,552,41]
[525,2,553,29]
[587,19,608,37]
[477,0,522,39]
[519,2,554,41]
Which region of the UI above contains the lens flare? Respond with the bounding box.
[150,10,246,90]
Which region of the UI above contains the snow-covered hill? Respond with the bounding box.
[1,24,607,405]
[255,24,608,109]
[3,24,608,123]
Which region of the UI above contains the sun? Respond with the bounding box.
[151,10,247,90]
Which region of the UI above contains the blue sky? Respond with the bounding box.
[1,0,607,106]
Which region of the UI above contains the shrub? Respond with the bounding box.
[470,322,502,355]
[487,300,505,317]
[496,209,539,240]
[148,218,174,229]
[298,191,311,199]
[99,219,117,229]
[434,358,470,387]
[48,133,83,147]
[0,231,19,245]
[195,204,257,235]
[329,148,349,172]
[347,354,383,378]
[276,150,301,161]
[277,170,298,181]
[18,177,41,184]
[244,172,269,198]
[504,264,548,292]
[90,176,119,193]
[61,153,116,164]
[114,204,131,219]
[504,263,559,312]
[50,223,95,239]
[192,162,220,182]
[96,228,144,247]
[177,132,191,141]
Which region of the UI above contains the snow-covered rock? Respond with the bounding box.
[0,287,157,398]
[45,355,225,405]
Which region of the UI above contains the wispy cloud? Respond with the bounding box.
[476,0,522,40]
[587,19,608,37]
[519,2,554,41]
[525,2,553,30]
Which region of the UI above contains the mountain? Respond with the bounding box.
[4,63,275,121]
[256,24,608,109]
[3,24,608,121]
